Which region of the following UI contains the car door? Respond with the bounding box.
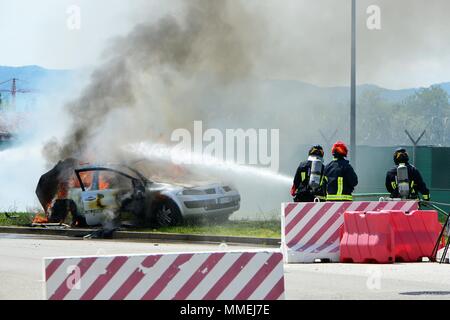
[81,189,120,212]
[76,167,150,225]
[79,170,121,212]
[76,168,136,223]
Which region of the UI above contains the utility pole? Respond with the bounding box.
[11,78,17,108]
[0,78,32,111]
[405,129,426,166]
[350,0,357,168]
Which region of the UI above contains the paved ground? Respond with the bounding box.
[0,234,449,300]
[285,263,450,300]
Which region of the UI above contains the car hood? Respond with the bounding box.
[148,180,225,191]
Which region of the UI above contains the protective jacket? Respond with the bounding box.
[292,160,326,202]
[324,158,358,201]
[385,163,430,200]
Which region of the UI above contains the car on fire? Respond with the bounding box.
[36,159,241,228]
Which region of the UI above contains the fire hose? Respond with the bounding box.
[343,195,450,263]
[420,200,450,264]
[421,200,450,208]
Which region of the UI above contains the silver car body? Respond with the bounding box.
[68,164,240,226]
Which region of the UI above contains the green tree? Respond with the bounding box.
[400,85,450,145]
[357,88,396,145]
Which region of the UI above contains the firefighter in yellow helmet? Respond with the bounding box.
[385,148,430,200]
[291,145,327,202]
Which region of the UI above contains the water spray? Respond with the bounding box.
[123,141,293,185]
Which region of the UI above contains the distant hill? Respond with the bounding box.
[0,65,74,112]
[0,65,72,92]
[1,65,450,112]
[262,80,450,104]
[2,65,450,97]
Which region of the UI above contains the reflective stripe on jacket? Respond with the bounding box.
[385,163,430,199]
[292,160,326,201]
[324,158,358,201]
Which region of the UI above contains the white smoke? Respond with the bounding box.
[0,94,73,211]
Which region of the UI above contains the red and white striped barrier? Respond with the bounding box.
[43,250,285,300]
[281,201,418,263]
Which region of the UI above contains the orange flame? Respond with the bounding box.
[32,213,48,224]
[57,181,68,199]
[99,176,110,190]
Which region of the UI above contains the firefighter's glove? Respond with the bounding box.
[290,185,297,197]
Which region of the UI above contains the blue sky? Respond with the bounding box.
[0,0,170,69]
[1,0,450,89]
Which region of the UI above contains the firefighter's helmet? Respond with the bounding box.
[394,148,409,165]
[308,145,324,158]
[332,141,348,157]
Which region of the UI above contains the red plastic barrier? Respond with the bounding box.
[386,210,442,262]
[340,211,395,264]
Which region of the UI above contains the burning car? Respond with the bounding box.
[36,159,241,228]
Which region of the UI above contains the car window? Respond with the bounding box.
[93,171,132,191]
[70,172,93,189]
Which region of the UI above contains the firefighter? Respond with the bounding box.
[385,148,430,200]
[291,145,326,202]
[324,141,358,201]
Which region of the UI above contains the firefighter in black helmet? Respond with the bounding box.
[291,145,326,202]
[323,141,358,201]
[385,148,430,200]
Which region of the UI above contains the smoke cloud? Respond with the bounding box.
[40,0,292,217]
[247,0,450,89]
[46,0,450,162]
[34,0,450,217]
[48,0,264,162]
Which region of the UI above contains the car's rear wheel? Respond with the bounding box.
[153,200,183,227]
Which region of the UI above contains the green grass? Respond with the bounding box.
[0,212,34,226]
[2,212,448,241]
[140,220,282,239]
[0,212,281,239]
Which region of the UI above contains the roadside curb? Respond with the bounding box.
[0,226,281,247]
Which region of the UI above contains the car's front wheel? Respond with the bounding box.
[153,200,183,227]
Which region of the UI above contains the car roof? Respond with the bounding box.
[75,163,147,181]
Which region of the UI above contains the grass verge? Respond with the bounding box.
[140,220,281,239]
[0,213,281,239]
[0,212,33,226]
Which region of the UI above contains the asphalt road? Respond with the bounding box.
[1,234,449,300]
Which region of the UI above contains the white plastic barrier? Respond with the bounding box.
[281,201,419,263]
[44,249,285,300]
